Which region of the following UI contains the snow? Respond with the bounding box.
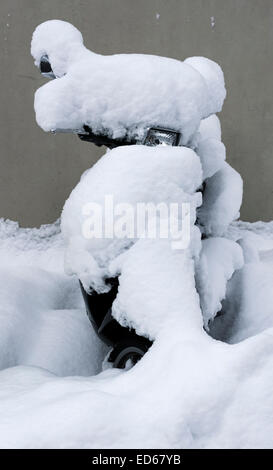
[195,237,244,328]
[0,219,107,377]
[61,144,203,291]
[194,114,225,181]
[31,20,84,78]
[60,121,242,332]
[195,114,242,238]
[198,114,222,142]
[196,137,226,180]
[0,219,273,448]
[184,56,225,117]
[210,260,273,344]
[210,221,273,343]
[198,162,243,236]
[109,235,203,340]
[32,20,226,145]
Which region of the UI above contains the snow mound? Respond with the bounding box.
[109,234,203,340]
[0,220,273,448]
[227,220,273,251]
[210,220,273,343]
[210,261,273,344]
[0,219,107,377]
[61,144,203,291]
[32,20,226,145]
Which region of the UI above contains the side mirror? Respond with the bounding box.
[39,55,56,79]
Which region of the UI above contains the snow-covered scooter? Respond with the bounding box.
[77,127,181,367]
[32,20,244,369]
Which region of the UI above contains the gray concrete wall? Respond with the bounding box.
[0,0,272,227]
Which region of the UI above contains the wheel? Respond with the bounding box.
[108,338,152,369]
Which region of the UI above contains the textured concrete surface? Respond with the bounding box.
[0,0,272,226]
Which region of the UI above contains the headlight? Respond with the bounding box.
[50,126,181,149]
[40,55,56,79]
[144,128,180,146]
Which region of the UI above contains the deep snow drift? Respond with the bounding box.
[0,218,273,448]
[0,219,107,377]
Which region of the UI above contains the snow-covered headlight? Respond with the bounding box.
[144,128,180,146]
[39,55,56,79]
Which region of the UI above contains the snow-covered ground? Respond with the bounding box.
[0,218,273,448]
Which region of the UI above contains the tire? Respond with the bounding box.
[109,338,152,369]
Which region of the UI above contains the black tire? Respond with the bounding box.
[109,338,152,369]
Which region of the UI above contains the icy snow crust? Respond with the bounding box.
[32,20,226,145]
[0,219,273,448]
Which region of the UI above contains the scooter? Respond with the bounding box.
[77,125,182,368]
[35,31,242,368]
[41,51,178,368]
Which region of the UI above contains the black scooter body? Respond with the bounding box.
[80,278,152,367]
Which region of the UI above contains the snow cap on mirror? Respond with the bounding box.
[31,19,84,77]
